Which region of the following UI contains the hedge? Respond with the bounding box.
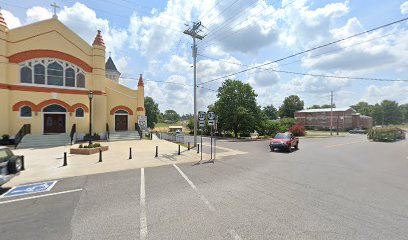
[367,127,405,142]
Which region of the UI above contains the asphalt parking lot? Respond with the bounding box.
[1,134,407,240]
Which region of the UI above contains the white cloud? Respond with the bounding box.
[26,6,52,23]
[362,82,408,104]
[401,1,408,14]
[1,10,22,29]
[247,62,280,87]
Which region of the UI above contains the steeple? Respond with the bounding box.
[105,57,121,82]
[0,8,8,31]
[92,30,105,47]
[138,74,144,87]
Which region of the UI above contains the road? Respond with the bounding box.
[1,135,408,239]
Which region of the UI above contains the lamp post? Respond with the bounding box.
[88,91,94,145]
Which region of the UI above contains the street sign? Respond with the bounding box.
[208,111,216,126]
[1,181,57,198]
[138,116,148,130]
[198,111,206,128]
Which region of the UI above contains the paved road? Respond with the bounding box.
[1,135,408,239]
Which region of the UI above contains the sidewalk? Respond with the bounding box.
[4,139,246,186]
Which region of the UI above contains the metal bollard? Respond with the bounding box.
[99,149,102,162]
[129,147,132,160]
[155,146,158,158]
[63,152,67,166]
[197,144,200,154]
[178,145,181,155]
[21,155,25,171]
[188,142,190,151]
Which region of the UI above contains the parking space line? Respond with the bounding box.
[173,164,242,240]
[140,168,147,240]
[325,140,367,148]
[0,188,82,205]
[173,164,216,212]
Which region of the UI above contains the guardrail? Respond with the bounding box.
[158,132,193,145]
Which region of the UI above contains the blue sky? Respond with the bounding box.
[1,0,408,114]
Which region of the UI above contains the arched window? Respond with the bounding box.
[77,73,85,88]
[75,108,84,117]
[20,106,32,117]
[47,62,63,86]
[20,67,32,83]
[65,68,75,87]
[43,104,66,112]
[115,110,128,114]
[34,64,45,84]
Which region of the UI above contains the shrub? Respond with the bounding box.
[289,125,306,136]
[93,143,101,148]
[79,144,83,148]
[367,127,405,142]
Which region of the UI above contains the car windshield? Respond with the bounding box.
[274,133,290,139]
[0,149,10,162]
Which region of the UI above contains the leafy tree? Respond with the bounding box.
[278,117,296,132]
[351,102,373,116]
[144,96,160,129]
[181,113,193,121]
[381,100,402,125]
[308,105,321,109]
[321,103,336,108]
[163,110,180,123]
[400,104,408,123]
[279,95,304,118]
[213,79,262,138]
[263,104,278,120]
[187,117,194,132]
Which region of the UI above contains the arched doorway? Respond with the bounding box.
[43,104,67,134]
[115,110,129,131]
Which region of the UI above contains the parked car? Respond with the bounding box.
[349,128,367,134]
[0,146,23,187]
[269,132,299,152]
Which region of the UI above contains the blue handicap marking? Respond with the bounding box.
[1,181,57,198]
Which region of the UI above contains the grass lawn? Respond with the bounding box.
[305,130,349,137]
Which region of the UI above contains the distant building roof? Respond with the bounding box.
[297,107,355,113]
[105,57,120,73]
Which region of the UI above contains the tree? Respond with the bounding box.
[263,104,278,120]
[400,104,408,123]
[351,102,373,116]
[381,100,402,125]
[213,79,262,138]
[321,103,336,108]
[163,110,180,123]
[279,95,304,118]
[308,105,321,109]
[144,96,160,129]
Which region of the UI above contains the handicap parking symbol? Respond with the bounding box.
[1,181,57,198]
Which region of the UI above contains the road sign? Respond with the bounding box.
[198,111,206,128]
[138,116,147,130]
[1,181,57,198]
[208,111,216,126]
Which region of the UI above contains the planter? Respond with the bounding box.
[70,146,109,155]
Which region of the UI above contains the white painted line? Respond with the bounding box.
[140,168,147,240]
[0,188,82,205]
[229,229,242,240]
[173,164,216,212]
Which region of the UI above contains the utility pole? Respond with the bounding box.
[183,22,205,147]
[330,91,333,136]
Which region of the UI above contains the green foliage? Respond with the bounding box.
[213,79,263,138]
[308,105,321,109]
[257,120,280,136]
[263,104,278,120]
[367,127,405,142]
[279,95,304,118]
[352,100,406,125]
[144,96,160,129]
[278,118,296,132]
[79,144,83,148]
[163,109,180,123]
[321,104,335,108]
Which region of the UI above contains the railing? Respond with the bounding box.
[135,123,142,139]
[159,132,192,145]
[106,123,110,141]
[14,124,31,149]
[70,124,76,145]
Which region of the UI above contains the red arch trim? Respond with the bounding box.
[37,99,72,112]
[12,101,38,111]
[110,105,134,115]
[136,107,144,111]
[8,50,93,72]
[71,103,89,113]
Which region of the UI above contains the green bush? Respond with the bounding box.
[79,144,83,148]
[367,127,405,142]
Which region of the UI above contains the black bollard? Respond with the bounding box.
[63,152,67,166]
[197,144,200,154]
[188,142,190,151]
[178,145,181,155]
[155,146,158,158]
[21,155,25,171]
[99,149,102,162]
[129,147,132,160]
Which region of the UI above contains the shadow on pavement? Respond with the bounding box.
[0,187,11,196]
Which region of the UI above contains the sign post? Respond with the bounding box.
[208,111,216,161]
[198,111,206,161]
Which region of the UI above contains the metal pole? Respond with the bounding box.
[89,97,93,145]
[129,147,132,159]
[155,146,158,158]
[99,149,102,162]
[210,126,213,160]
[63,152,67,166]
[330,91,333,136]
[200,128,203,161]
[178,145,180,155]
[214,116,217,160]
[193,36,197,147]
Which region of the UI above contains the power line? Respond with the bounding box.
[199,16,408,85]
[203,0,243,29]
[197,54,408,82]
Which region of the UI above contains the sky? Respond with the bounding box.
[1,0,408,114]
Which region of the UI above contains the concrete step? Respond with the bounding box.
[108,131,141,141]
[17,134,71,148]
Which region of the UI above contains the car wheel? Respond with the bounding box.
[8,156,22,174]
[287,145,292,153]
[295,143,299,150]
[270,147,274,152]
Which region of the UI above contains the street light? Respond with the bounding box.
[88,90,94,145]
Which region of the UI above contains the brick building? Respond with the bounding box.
[294,107,373,131]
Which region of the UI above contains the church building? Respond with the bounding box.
[0,10,145,147]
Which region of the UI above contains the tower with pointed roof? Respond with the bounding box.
[105,56,121,83]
